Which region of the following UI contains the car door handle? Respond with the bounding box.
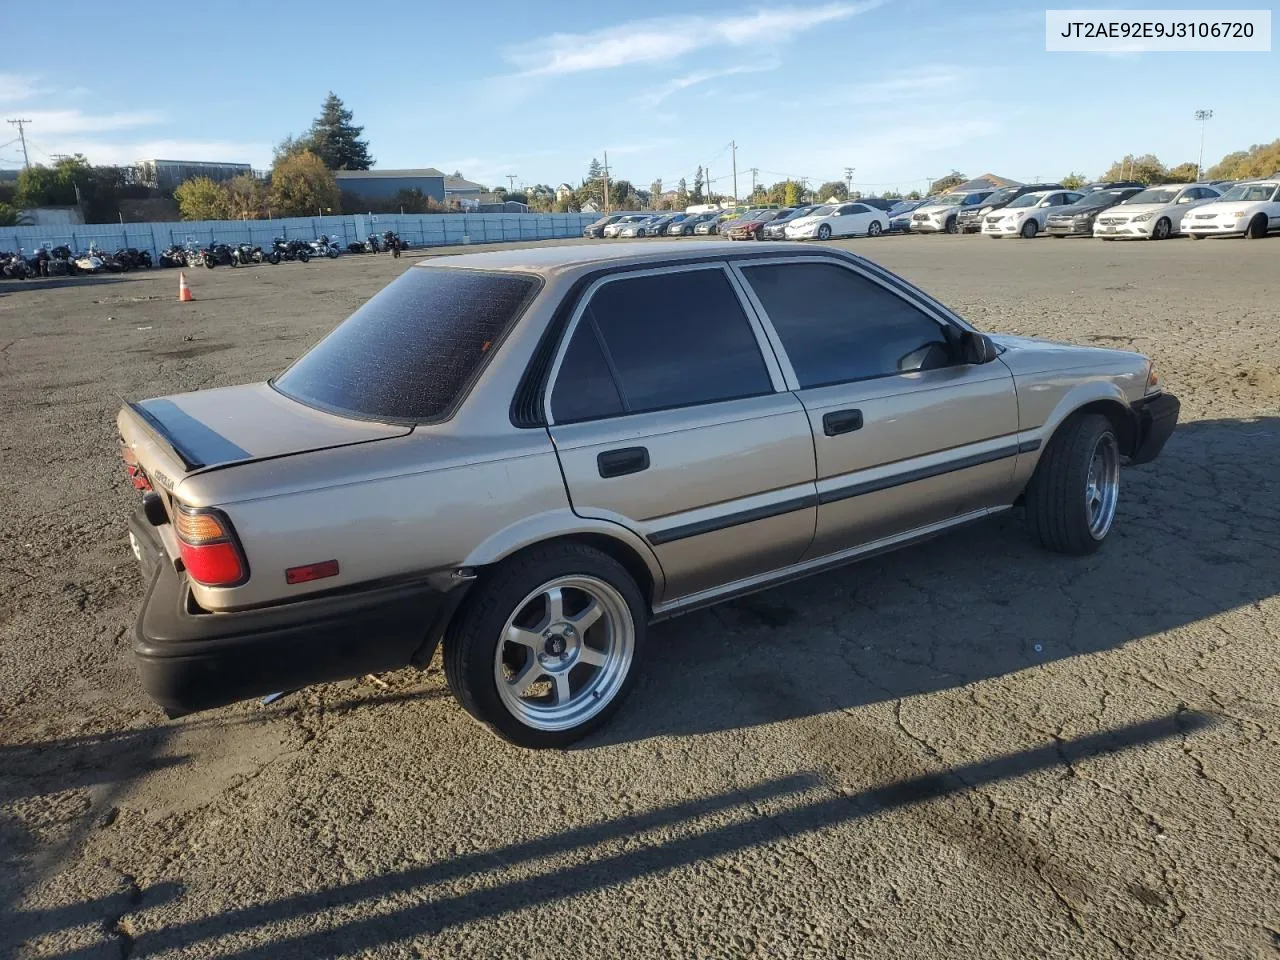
[597,446,650,478]
[823,409,864,436]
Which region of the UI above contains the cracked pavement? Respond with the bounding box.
[1,235,1277,958]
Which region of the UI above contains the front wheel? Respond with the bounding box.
[443,542,646,748]
[944,216,958,234]
[1024,413,1120,555]
[867,220,883,237]
[816,223,832,240]
[1245,214,1268,239]
[297,249,311,263]
[1151,217,1171,240]
[1020,219,1038,239]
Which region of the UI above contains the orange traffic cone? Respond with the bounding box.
[178,271,194,302]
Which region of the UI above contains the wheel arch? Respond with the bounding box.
[462,512,664,608]
[1039,390,1139,460]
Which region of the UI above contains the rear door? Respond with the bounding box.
[546,264,817,601]
[732,256,1021,559]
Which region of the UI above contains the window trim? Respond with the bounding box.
[728,255,968,392]
[543,262,788,427]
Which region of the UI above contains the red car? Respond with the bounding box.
[724,208,789,240]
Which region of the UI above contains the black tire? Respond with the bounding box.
[1020,219,1038,239]
[944,216,958,234]
[867,220,883,237]
[297,249,311,263]
[443,542,647,748]
[817,223,832,240]
[636,229,645,238]
[1024,413,1118,556]
[1152,217,1171,240]
[1245,214,1268,239]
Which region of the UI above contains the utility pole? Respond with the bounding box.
[505,174,518,193]
[731,140,738,202]
[603,151,610,213]
[6,118,32,168]
[1194,109,1213,180]
[750,167,758,197]
[844,166,854,195]
[707,166,712,204]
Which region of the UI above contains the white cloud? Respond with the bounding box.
[25,138,271,168]
[0,73,45,102]
[507,2,884,76]
[16,109,163,135]
[637,60,780,108]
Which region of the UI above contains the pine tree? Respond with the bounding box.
[588,157,602,180]
[307,93,374,170]
[692,166,704,203]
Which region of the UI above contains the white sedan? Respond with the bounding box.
[1092,183,1221,240]
[604,215,655,238]
[1180,180,1280,239]
[981,189,1084,239]
[784,202,889,240]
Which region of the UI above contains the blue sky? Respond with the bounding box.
[4,2,1276,194]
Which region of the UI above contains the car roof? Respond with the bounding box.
[417,240,845,277]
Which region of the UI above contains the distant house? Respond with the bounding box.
[955,173,1021,191]
[580,199,601,214]
[333,168,447,205]
[444,174,487,205]
[555,183,574,202]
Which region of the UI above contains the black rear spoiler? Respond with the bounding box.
[126,400,207,471]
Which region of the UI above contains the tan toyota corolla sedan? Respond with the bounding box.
[119,242,1178,747]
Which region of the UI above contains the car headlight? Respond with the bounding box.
[1231,210,1247,218]
[1132,213,1153,222]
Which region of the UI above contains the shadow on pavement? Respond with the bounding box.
[11,711,1216,958]
[595,415,1279,745]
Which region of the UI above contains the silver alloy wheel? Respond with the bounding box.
[868,220,882,236]
[1085,431,1121,540]
[494,575,635,732]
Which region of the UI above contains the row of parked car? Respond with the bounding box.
[583,175,1280,244]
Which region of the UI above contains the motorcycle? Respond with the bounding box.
[73,245,106,274]
[233,243,265,266]
[266,237,312,264]
[310,235,341,259]
[115,248,152,269]
[1,252,35,280]
[382,230,410,250]
[364,233,382,254]
[159,245,188,268]
[347,241,366,254]
[201,242,236,268]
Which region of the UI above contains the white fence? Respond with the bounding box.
[1,212,600,258]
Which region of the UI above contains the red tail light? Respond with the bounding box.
[120,446,152,491]
[173,505,249,586]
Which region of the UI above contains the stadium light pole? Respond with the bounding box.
[1194,109,1213,181]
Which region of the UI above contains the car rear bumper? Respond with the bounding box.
[1129,392,1180,465]
[129,512,470,717]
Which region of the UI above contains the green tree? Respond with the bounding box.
[676,177,689,208]
[306,92,374,170]
[1165,162,1200,183]
[1100,154,1166,184]
[174,177,231,220]
[270,150,341,217]
[0,202,31,226]
[1206,139,1280,180]
[928,171,966,195]
[588,158,602,180]
[817,181,847,201]
[1060,172,1087,190]
[882,189,902,200]
[223,174,267,219]
[692,166,704,203]
[783,181,800,207]
[906,189,922,200]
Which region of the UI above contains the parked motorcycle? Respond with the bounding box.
[233,243,265,266]
[115,248,152,269]
[159,245,188,268]
[347,241,366,254]
[310,235,341,259]
[1,252,35,279]
[365,233,382,254]
[382,230,410,250]
[267,237,311,264]
[201,242,236,268]
[73,245,106,274]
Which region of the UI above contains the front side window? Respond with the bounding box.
[275,267,535,422]
[741,261,953,388]
[549,269,772,423]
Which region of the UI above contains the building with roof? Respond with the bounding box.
[137,159,252,191]
[444,174,487,205]
[955,173,1021,191]
[333,168,447,204]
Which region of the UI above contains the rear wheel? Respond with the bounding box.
[1024,413,1120,555]
[867,220,883,237]
[444,543,646,748]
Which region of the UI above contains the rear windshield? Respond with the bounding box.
[273,267,536,422]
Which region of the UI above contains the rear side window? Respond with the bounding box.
[741,262,951,387]
[274,268,535,421]
[550,269,772,422]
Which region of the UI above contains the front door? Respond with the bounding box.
[732,256,1021,558]
[546,264,818,602]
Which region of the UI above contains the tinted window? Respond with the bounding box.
[846,204,870,214]
[742,262,951,387]
[550,320,625,423]
[553,269,772,420]
[274,268,535,421]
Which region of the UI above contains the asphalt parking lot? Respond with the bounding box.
[2,234,1278,959]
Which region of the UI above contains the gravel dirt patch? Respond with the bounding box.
[2,235,1278,959]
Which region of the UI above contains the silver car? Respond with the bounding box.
[120,242,1179,746]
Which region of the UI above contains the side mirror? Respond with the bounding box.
[960,331,998,364]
